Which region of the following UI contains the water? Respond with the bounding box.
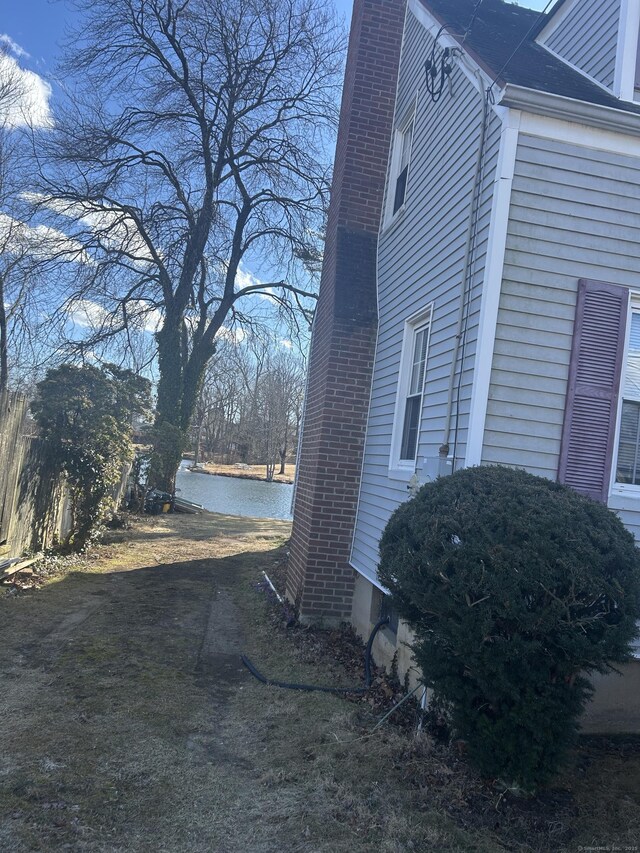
[175,461,294,520]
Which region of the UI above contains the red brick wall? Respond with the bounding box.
[286,0,405,623]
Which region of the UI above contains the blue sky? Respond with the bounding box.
[4,0,551,84]
[1,0,552,364]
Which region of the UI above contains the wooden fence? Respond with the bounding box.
[0,391,72,558]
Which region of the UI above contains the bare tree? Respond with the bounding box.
[0,50,29,392]
[33,0,343,490]
[0,46,64,392]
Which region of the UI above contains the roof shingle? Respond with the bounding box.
[419,0,640,115]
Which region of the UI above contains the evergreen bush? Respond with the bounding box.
[378,465,640,792]
[32,364,151,551]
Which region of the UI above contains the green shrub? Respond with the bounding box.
[32,364,151,551]
[378,466,640,793]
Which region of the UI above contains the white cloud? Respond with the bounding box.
[0,35,30,60]
[0,51,52,129]
[129,300,163,333]
[235,266,263,291]
[0,212,91,263]
[22,193,155,263]
[280,338,293,349]
[216,326,246,345]
[67,299,108,329]
[67,298,163,334]
[234,264,281,305]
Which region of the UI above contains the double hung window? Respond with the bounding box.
[616,309,640,484]
[390,306,432,474]
[392,117,414,215]
[400,324,429,460]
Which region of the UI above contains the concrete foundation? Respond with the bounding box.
[351,572,640,734]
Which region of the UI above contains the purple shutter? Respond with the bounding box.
[558,279,628,502]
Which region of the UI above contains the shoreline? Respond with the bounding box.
[183,463,295,485]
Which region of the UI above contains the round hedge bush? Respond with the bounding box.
[378,465,640,792]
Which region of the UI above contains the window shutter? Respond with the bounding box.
[558,279,628,501]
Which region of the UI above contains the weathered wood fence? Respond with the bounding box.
[0,391,71,558]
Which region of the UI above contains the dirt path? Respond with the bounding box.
[0,513,298,853]
[2,513,639,853]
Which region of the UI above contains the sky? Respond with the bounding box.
[0,0,552,369]
[3,0,551,87]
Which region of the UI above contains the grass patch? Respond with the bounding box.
[0,513,638,852]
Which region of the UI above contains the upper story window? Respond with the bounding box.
[391,114,414,217]
[616,308,640,484]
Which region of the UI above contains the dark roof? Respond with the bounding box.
[420,0,640,115]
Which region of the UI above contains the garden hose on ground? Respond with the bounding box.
[241,616,390,694]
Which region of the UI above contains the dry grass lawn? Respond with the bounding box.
[194,461,296,484]
[0,512,639,852]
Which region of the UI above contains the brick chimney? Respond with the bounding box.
[286,0,405,623]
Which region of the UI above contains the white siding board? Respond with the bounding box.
[352,7,500,582]
[543,0,620,90]
[483,131,640,537]
[609,500,640,539]
[492,353,570,382]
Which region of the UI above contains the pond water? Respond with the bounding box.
[175,461,294,520]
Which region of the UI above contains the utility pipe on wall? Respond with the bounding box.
[440,71,492,464]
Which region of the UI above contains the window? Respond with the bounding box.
[390,306,432,474]
[616,309,640,484]
[379,593,399,635]
[391,115,414,216]
[400,324,429,460]
[370,587,399,639]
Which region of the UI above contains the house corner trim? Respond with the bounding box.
[465,107,520,468]
[614,0,640,101]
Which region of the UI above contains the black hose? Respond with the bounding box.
[241,615,390,694]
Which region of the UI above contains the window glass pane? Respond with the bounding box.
[400,120,413,169]
[409,327,429,395]
[400,395,421,460]
[393,166,408,214]
[617,400,640,484]
[624,313,640,398]
[393,120,414,215]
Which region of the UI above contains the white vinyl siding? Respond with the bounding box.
[481,132,640,538]
[542,0,620,90]
[350,8,501,584]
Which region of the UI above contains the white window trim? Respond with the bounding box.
[609,289,640,499]
[388,303,433,480]
[384,102,416,228]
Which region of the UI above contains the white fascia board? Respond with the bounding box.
[519,109,640,156]
[614,0,640,100]
[500,84,640,137]
[408,0,495,98]
[465,107,520,468]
